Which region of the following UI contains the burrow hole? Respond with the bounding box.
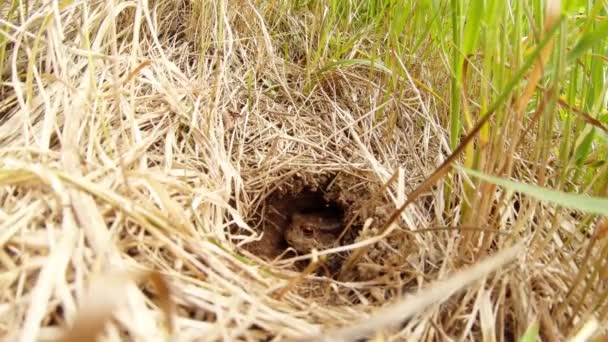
[243,177,365,277]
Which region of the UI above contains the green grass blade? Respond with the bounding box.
[459,166,608,216]
[567,20,608,62]
[462,0,483,55]
[519,322,539,342]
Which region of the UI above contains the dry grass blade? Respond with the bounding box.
[556,97,608,134]
[567,317,600,342]
[60,270,174,342]
[340,94,499,278]
[0,0,605,341]
[313,243,523,341]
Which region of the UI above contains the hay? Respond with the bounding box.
[0,1,600,341]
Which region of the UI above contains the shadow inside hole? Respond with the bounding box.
[243,188,345,261]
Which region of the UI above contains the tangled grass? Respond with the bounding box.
[1,1,607,341]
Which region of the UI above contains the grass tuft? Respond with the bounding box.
[0,0,607,340]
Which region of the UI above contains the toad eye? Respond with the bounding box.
[302,226,314,237]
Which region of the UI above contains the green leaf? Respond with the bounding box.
[567,20,608,62]
[598,129,608,145]
[574,128,595,164]
[462,0,484,55]
[563,0,585,13]
[520,322,539,342]
[389,2,408,38]
[459,166,608,216]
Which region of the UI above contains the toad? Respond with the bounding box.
[284,212,342,253]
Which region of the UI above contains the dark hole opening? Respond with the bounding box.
[242,187,345,261]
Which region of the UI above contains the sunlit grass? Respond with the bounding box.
[0,0,607,340]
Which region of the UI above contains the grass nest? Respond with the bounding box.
[0,1,602,341]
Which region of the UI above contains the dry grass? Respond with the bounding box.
[0,1,605,341]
